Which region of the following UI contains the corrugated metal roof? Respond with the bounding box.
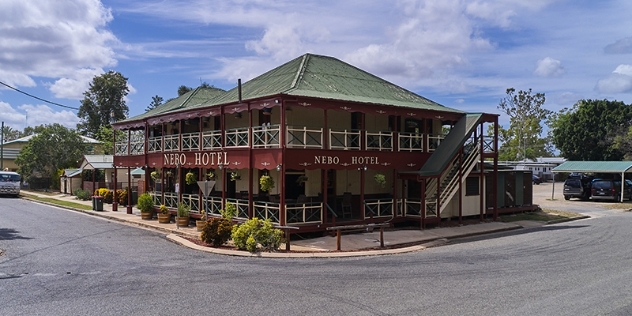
[80,155,113,170]
[200,54,463,113]
[3,134,99,145]
[130,167,145,175]
[552,161,632,173]
[120,86,226,123]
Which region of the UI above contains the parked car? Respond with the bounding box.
[563,177,593,200]
[590,179,632,202]
[532,175,542,185]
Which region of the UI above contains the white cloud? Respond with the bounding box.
[48,68,105,100]
[0,0,118,90]
[596,64,632,94]
[19,104,80,130]
[346,0,493,81]
[534,57,565,77]
[0,101,79,131]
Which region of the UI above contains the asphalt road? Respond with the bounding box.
[2,188,632,316]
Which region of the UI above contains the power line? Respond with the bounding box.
[0,80,79,110]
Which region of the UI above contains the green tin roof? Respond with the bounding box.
[121,86,226,123]
[199,53,462,113]
[552,161,632,173]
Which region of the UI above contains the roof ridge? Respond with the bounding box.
[289,53,310,90]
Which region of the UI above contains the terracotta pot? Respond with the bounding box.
[157,213,171,224]
[140,211,153,220]
[176,217,190,227]
[196,220,207,232]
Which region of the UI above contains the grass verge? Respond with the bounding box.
[498,209,583,223]
[21,192,93,211]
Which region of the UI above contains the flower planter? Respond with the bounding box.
[157,213,171,224]
[196,220,207,232]
[140,211,153,220]
[176,217,190,227]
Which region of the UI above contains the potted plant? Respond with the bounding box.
[374,173,386,188]
[157,204,171,224]
[151,170,159,181]
[206,171,215,180]
[137,192,155,220]
[185,171,196,185]
[296,175,308,186]
[196,208,208,232]
[230,171,241,181]
[259,175,275,192]
[176,202,190,227]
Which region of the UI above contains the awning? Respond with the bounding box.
[552,161,632,173]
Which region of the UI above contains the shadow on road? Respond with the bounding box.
[0,228,32,241]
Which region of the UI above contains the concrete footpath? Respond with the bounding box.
[21,191,562,258]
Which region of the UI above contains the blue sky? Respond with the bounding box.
[1,0,632,133]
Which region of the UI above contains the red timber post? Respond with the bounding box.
[279,98,286,226]
[198,117,203,213]
[392,116,399,219]
[112,127,118,211]
[144,122,149,195]
[420,177,425,229]
[127,166,132,214]
[248,103,253,219]
[323,109,329,225]
[177,121,183,204]
[220,105,226,205]
[160,123,165,205]
[479,123,485,221]
[360,112,366,220]
[392,168,398,219]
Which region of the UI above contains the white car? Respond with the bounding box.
[0,171,21,197]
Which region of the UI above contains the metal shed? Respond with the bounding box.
[551,161,632,201]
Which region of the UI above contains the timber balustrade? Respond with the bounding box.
[115,126,481,155]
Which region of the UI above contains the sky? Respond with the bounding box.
[1,0,632,133]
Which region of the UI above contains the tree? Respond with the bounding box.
[77,71,130,137]
[497,88,552,161]
[177,85,193,96]
[145,95,163,112]
[1,125,21,142]
[22,125,46,137]
[551,99,632,160]
[15,124,87,187]
[95,125,125,155]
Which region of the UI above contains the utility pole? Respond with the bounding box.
[1,121,4,170]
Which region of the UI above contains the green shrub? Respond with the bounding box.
[231,218,283,253]
[177,202,190,218]
[137,193,154,213]
[200,218,234,247]
[103,190,114,204]
[117,188,129,205]
[220,201,236,220]
[74,189,91,201]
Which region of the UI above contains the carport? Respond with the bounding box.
[551,161,632,201]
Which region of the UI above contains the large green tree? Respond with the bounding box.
[497,88,552,161]
[77,71,130,137]
[551,99,632,160]
[15,124,87,186]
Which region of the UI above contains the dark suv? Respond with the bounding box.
[591,179,632,202]
[563,177,592,200]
